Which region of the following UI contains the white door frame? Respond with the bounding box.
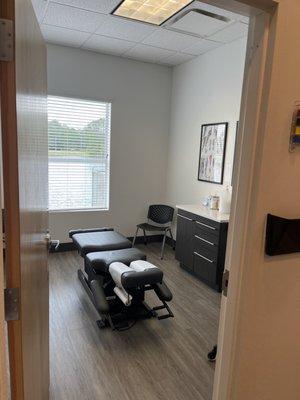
[200,0,279,399]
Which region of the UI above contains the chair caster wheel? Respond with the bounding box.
[207,345,217,362]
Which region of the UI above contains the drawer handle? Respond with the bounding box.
[196,221,216,230]
[195,235,214,246]
[178,214,193,221]
[194,251,214,263]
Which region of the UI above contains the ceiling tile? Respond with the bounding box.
[124,44,175,64]
[44,3,106,32]
[142,28,200,52]
[208,22,248,43]
[82,35,135,55]
[31,0,48,22]
[50,0,121,13]
[161,52,195,66]
[41,24,90,47]
[170,11,231,37]
[96,16,156,43]
[183,38,222,56]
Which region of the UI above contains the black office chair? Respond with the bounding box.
[132,204,175,259]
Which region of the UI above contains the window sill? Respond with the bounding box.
[49,208,109,214]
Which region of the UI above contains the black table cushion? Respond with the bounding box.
[85,248,146,274]
[72,231,132,256]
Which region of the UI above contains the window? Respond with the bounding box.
[48,95,111,211]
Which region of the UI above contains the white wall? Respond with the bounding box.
[47,45,172,242]
[165,38,247,209]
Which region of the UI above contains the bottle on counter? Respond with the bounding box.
[210,195,220,210]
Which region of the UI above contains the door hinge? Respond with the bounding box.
[0,19,14,62]
[222,269,230,297]
[4,288,20,321]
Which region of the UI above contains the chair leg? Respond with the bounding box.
[161,231,167,259]
[132,227,139,247]
[143,229,147,245]
[168,228,175,250]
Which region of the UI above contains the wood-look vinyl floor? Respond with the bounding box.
[49,243,221,400]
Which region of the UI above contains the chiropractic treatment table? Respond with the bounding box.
[69,228,174,331]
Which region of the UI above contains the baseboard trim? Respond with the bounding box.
[52,235,175,253]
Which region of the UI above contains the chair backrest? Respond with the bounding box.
[147,204,174,225]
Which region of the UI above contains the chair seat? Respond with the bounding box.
[72,231,132,256]
[137,223,170,232]
[85,248,146,274]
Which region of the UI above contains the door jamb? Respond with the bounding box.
[0,92,8,400]
[211,0,278,399]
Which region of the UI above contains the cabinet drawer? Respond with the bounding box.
[194,224,220,245]
[194,214,220,230]
[194,220,219,238]
[177,209,194,221]
[177,213,193,222]
[193,251,217,285]
[194,235,219,259]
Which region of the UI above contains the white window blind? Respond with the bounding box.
[48,95,111,211]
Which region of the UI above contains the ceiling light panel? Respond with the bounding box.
[112,0,193,26]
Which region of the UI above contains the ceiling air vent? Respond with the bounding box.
[167,9,231,37]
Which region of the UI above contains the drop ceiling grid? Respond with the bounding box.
[33,0,249,66]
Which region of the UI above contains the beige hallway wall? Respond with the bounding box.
[227,1,300,398]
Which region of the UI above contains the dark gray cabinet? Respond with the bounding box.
[175,213,194,272]
[175,208,228,291]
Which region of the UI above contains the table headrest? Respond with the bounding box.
[122,268,163,289]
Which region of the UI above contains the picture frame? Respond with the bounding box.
[198,122,228,184]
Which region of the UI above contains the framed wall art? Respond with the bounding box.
[198,122,228,184]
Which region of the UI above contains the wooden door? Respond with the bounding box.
[0,0,49,399]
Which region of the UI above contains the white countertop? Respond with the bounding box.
[176,204,230,223]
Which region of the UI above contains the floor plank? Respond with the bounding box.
[49,243,220,400]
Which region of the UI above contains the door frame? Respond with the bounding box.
[0,0,283,398]
[204,0,279,399]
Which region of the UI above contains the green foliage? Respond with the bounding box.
[49,118,106,158]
